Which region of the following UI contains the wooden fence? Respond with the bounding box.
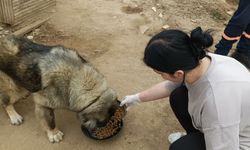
[0,0,56,26]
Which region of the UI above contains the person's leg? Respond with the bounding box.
[169,132,206,150]
[232,24,250,68]
[169,85,199,134]
[215,0,250,55]
[237,26,250,54]
[169,86,205,150]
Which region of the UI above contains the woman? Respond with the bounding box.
[121,27,250,150]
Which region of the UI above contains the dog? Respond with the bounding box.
[0,35,120,143]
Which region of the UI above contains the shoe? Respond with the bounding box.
[168,132,186,144]
[231,51,250,68]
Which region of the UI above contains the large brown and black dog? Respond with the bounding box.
[0,35,119,143]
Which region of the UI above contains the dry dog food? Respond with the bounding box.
[92,106,126,139]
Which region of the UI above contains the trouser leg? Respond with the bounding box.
[169,85,198,134]
[169,86,206,150]
[231,24,250,68]
[215,0,250,55]
[237,25,250,55]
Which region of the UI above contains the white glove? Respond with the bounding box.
[120,94,141,111]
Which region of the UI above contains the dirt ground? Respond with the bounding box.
[0,0,235,149]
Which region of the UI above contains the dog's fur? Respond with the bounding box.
[0,35,119,142]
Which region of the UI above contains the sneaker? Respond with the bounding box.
[231,51,250,69]
[168,132,187,144]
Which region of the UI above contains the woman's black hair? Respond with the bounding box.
[143,27,213,74]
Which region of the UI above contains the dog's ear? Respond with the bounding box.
[100,88,117,102]
[97,88,120,115]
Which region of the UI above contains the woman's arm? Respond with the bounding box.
[139,80,179,102]
[120,81,180,110]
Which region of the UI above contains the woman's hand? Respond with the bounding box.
[120,94,141,111]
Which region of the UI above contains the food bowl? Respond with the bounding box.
[81,103,126,140]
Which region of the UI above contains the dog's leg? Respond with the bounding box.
[5,105,23,125]
[0,92,23,125]
[35,104,64,143]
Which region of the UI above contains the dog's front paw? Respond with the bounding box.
[9,113,23,125]
[47,129,64,143]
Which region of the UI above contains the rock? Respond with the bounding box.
[226,10,234,16]
[139,25,150,34]
[162,24,170,29]
[191,19,197,23]
[34,29,40,32]
[33,29,40,35]
[152,7,157,12]
[139,12,145,16]
[94,49,102,53]
[4,30,9,34]
[224,21,228,26]
[27,35,34,40]
[0,26,3,31]
[159,13,163,18]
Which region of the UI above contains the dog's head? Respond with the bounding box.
[78,88,120,130]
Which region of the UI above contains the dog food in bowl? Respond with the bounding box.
[81,105,126,140]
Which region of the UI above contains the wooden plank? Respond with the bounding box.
[13,17,50,37]
[13,0,55,12]
[13,4,54,26]
[13,10,51,26]
[1,0,15,24]
[13,0,46,10]
[0,2,3,22]
[0,0,55,25]
[14,1,55,17]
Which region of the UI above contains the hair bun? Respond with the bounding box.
[190,27,213,49]
[189,27,213,61]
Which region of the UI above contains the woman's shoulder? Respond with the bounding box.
[207,53,250,81]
